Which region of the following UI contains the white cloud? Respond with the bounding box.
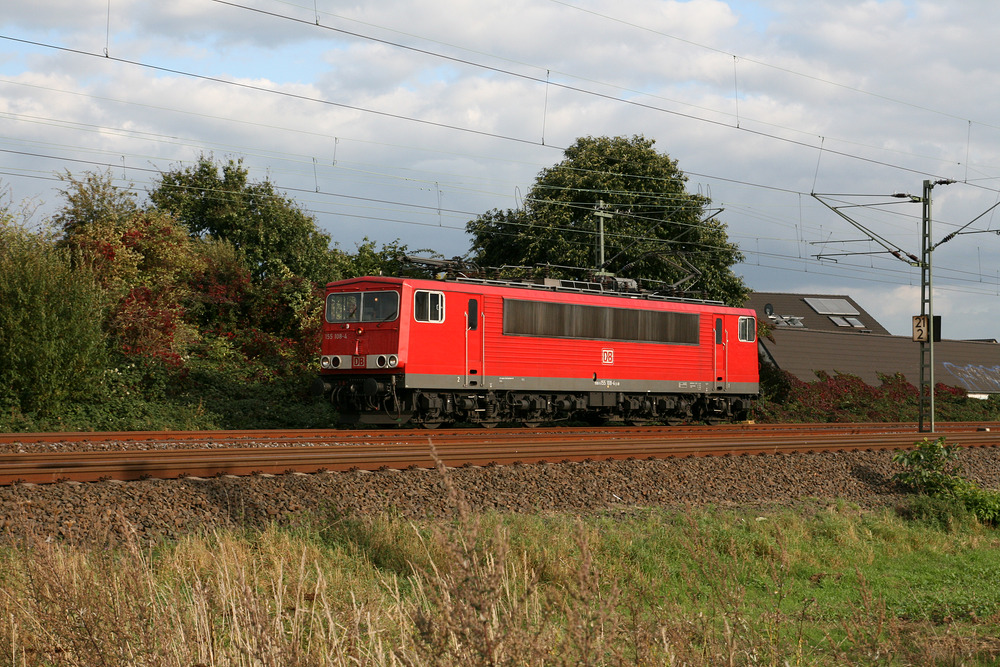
[1,0,1000,338]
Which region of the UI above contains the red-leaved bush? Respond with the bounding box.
[755,367,1000,423]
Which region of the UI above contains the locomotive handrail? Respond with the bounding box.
[425,274,726,305]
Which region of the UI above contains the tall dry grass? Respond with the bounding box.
[0,471,996,665]
[0,523,405,666]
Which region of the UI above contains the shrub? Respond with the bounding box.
[893,437,1000,526]
[0,223,108,416]
[949,480,1000,526]
[62,208,199,365]
[892,437,964,495]
[755,368,1000,423]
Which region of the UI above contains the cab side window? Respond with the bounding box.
[414,290,445,323]
[738,316,756,342]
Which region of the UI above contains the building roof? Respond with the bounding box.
[747,292,1000,393]
[759,328,1000,392]
[745,292,891,335]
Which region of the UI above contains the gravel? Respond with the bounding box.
[2,447,999,544]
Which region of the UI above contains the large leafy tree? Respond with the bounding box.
[52,168,324,371]
[51,169,139,236]
[466,135,749,305]
[55,171,202,365]
[149,155,342,285]
[334,237,436,279]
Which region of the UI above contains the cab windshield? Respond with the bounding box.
[326,290,399,323]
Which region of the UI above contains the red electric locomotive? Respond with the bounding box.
[314,275,758,427]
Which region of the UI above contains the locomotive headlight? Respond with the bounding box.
[320,356,332,369]
[388,355,398,368]
[330,356,341,368]
[376,355,388,368]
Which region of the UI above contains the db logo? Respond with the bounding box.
[601,349,614,365]
[352,355,366,368]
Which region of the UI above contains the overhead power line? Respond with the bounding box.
[2,6,1000,306]
[547,0,1000,131]
[0,28,985,193]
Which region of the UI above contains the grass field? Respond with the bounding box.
[1,487,999,666]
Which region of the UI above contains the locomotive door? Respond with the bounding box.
[464,296,483,387]
[714,317,727,391]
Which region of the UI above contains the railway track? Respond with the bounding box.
[0,422,1000,451]
[0,423,998,485]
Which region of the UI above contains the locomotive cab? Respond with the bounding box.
[316,282,407,422]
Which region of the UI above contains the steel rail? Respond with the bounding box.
[0,428,998,485]
[1,421,996,446]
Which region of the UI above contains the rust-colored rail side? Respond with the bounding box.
[2,421,996,446]
[0,427,998,485]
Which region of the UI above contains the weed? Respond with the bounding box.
[895,494,975,531]
[893,436,1000,526]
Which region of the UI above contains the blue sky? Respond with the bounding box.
[2,0,1000,339]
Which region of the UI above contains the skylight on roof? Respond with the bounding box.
[804,297,859,316]
[829,315,867,328]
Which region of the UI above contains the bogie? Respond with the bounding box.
[327,381,752,427]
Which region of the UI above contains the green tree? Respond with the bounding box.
[0,221,107,416]
[51,169,138,237]
[466,135,749,304]
[149,155,342,284]
[335,238,434,279]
